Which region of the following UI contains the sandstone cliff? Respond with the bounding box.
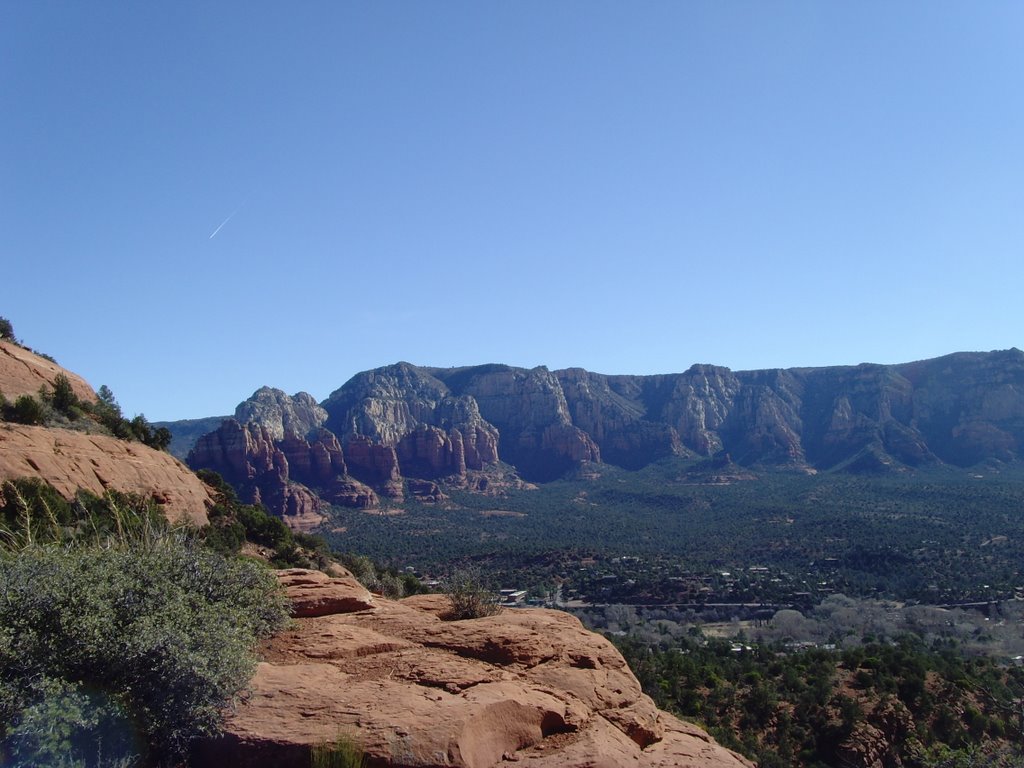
[189,372,509,522]
[188,419,359,531]
[235,386,328,441]
[323,362,501,480]
[196,569,752,768]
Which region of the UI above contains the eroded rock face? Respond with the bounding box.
[188,420,329,529]
[189,419,380,528]
[433,366,600,482]
[557,368,684,470]
[323,363,501,480]
[0,342,212,525]
[235,387,328,441]
[0,424,211,526]
[194,570,752,768]
[343,434,404,499]
[178,349,1024,527]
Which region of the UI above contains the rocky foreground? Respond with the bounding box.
[196,569,752,768]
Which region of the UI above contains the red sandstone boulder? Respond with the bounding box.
[277,568,375,617]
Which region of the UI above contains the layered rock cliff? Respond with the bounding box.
[195,568,752,768]
[190,374,507,521]
[181,349,1024,522]
[188,417,376,531]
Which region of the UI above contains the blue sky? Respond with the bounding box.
[3,3,1022,420]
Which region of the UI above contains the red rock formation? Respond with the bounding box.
[396,424,466,479]
[189,420,326,529]
[343,434,404,499]
[557,368,684,469]
[460,424,500,469]
[195,569,753,768]
[234,387,328,441]
[189,418,381,523]
[0,424,211,526]
[0,340,96,403]
[406,477,447,502]
[540,423,601,464]
[438,366,602,481]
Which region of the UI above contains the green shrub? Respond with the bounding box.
[44,373,80,418]
[7,394,47,425]
[237,503,292,549]
[336,552,425,599]
[0,676,140,767]
[443,569,501,620]
[0,316,15,343]
[197,470,239,503]
[0,480,169,550]
[0,540,289,764]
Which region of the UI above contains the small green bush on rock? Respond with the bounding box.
[443,569,501,621]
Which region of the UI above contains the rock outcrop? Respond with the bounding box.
[431,365,600,481]
[323,362,501,480]
[0,424,211,526]
[235,387,328,442]
[0,339,96,403]
[189,420,369,530]
[195,569,751,768]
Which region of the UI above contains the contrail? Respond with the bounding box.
[209,193,252,239]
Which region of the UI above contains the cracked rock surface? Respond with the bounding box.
[195,569,752,768]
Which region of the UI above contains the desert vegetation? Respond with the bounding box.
[441,569,502,620]
[0,319,172,451]
[0,478,290,767]
[323,461,1024,606]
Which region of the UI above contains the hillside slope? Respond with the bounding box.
[0,340,212,525]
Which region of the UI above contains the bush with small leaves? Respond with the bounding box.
[0,540,289,765]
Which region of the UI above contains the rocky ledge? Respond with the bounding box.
[196,569,751,768]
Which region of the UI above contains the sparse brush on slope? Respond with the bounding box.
[196,468,335,570]
[0,478,171,550]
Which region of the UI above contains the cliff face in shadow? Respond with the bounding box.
[184,350,1024,520]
